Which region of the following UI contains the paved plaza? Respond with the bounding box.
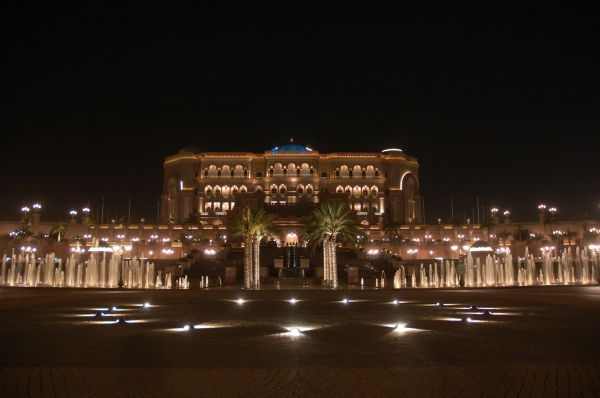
[1,283,599,397]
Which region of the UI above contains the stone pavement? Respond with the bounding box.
[1,284,599,397]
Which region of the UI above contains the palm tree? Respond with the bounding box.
[305,201,360,288]
[50,222,67,242]
[228,207,253,288]
[248,208,277,289]
[228,206,278,289]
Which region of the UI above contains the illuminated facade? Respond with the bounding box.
[160,142,422,239]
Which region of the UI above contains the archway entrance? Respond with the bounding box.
[284,232,299,268]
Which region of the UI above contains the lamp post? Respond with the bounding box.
[21,206,30,225]
[69,209,78,224]
[537,203,547,236]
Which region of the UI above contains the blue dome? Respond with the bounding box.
[271,139,314,154]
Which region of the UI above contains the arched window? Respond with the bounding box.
[243,169,248,177]
[214,186,221,197]
[362,170,366,178]
[362,186,369,198]
[255,186,262,193]
[336,185,344,193]
[305,185,313,196]
[279,184,287,196]
[234,165,244,178]
[335,169,340,177]
[345,186,352,196]
[353,165,362,178]
[375,169,379,177]
[340,165,349,178]
[240,185,248,193]
[370,186,378,198]
[296,168,301,176]
[232,186,238,197]
[208,165,218,177]
[217,169,222,177]
[222,186,230,198]
[309,167,314,176]
[203,168,208,177]
[353,186,361,198]
[222,165,231,177]
[297,184,304,196]
[300,163,310,176]
[273,163,283,176]
[366,165,375,178]
[205,186,213,198]
[282,167,287,176]
[270,185,278,196]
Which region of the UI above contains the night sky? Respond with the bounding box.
[2,3,599,224]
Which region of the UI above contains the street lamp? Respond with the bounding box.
[503,210,511,224]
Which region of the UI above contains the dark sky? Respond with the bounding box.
[1,3,599,224]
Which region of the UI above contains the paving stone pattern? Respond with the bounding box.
[1,285,599,397]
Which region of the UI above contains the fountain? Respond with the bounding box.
[1,241,168,289]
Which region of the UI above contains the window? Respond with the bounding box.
[371,186,378,198]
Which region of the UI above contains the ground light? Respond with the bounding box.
[289,298,297,304]
[288,327,301,337]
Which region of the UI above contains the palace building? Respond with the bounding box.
[160,141,423,243]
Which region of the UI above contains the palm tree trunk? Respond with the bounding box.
[244,234,253,289]
[322,241,330,286]
[330,237,338,288]
[253,237,261,289]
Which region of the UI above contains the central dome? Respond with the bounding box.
[271,139,314,154]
